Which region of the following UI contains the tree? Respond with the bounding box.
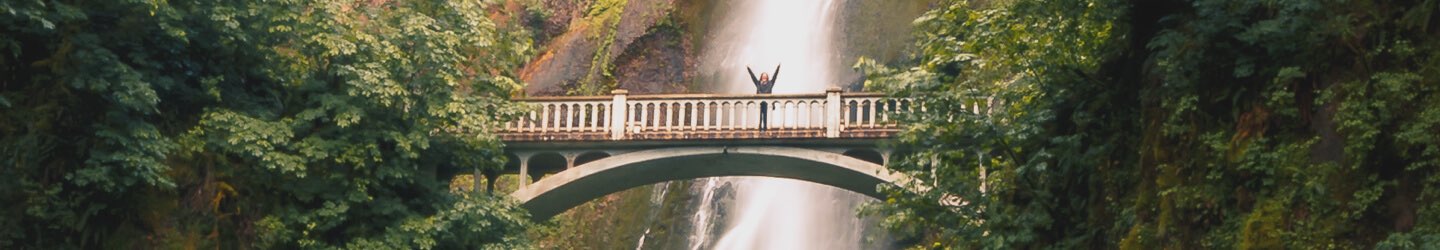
[862,0,1440,248]
[1,0,536,248]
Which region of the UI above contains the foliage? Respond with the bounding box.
[1,0,536,248]
[862,0,1440,248]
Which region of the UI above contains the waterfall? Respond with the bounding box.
[685,178,728,249]
[682,0,876,249]
[699,0,844,94]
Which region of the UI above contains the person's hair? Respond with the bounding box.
[760,72,769,81]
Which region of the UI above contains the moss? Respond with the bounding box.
[1119,224,1152,250]
[1240,199,1285,249]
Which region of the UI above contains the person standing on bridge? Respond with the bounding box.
[747,63,780,131]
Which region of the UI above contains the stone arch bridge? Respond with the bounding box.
[478,88,921,220]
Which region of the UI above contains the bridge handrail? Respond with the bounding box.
[501,88,914,140]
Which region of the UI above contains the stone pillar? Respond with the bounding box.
[518,156,531,190]
[472,168,482,194]
[879,148,893,166]
[825,87,843,138]
[564,152,577,169]
[610,89,628,140]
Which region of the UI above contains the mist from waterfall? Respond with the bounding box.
[683,0,877,249]
[700,0,844,95]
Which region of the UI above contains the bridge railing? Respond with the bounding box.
[501,88,914,141]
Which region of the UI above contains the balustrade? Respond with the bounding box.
[501,88,915,141]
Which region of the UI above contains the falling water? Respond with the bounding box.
[684,0,877,249]
[699,0,844,94]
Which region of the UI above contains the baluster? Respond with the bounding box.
[682,101,690,130]
[556,103,565,131]
[649,102,657,131]
[870,99,880,128]
[577,104,588,131]
[858,99,869,127]
[856,100,865,127]
[677,101,686,130]
[594,103,601,131]
[661,102,669,131]
[801,101,812,128]
[581,103,589,130]
[701,102,710,130]
[686,101,695,130]
[674,102,681,130]
[691,101,702,130]
[525,110,535,132]
[719,101,729,129]
[726,101,735,129]
[571,103,579,131]
[585,104,594,131]
[639,103,649,131]
[797,101,807,129]
[705,102,714,130]
[671,102,679,130]
[730,101,739,129]
[550,103,559,131]
[743,101,754,128]
[722,101,731,129]
[779,100,789,130]
[774,100,783,130]
[802,100,810,129]
[813,100,823,128]
[569,103,579,131]
[881,100,891,126]
[662,103,671,131]
[777,100,787,129]
[638,103,647,131]
[843,100,854,127]
[716,101,723,129]
[588,103,597,131]
[689,101,699,130]
[541,104,551,132]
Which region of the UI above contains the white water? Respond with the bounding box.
[685,178,727,249]
[700,0,845,94]
[688,0,875,249]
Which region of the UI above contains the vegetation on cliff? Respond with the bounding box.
[863,0,1440,248]
[1,0,536,248]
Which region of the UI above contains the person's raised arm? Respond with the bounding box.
[771,64,781,83]
[746,65,760,86]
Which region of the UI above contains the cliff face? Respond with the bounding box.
[515,0,931,96]
[518,0,705,96]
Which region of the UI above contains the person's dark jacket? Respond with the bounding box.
[747,64,780,94]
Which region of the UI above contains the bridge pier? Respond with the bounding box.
[517,153,531,190]
[563,152,578,169]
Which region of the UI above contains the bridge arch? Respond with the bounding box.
[510,146,909,220]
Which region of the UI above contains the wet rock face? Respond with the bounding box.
[518,26,600,96]
[520,0,701,96]
[537,0,591,41]
[614,28,695,94]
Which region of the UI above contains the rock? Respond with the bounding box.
[519,0,702,96]
[614,28,695,94]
